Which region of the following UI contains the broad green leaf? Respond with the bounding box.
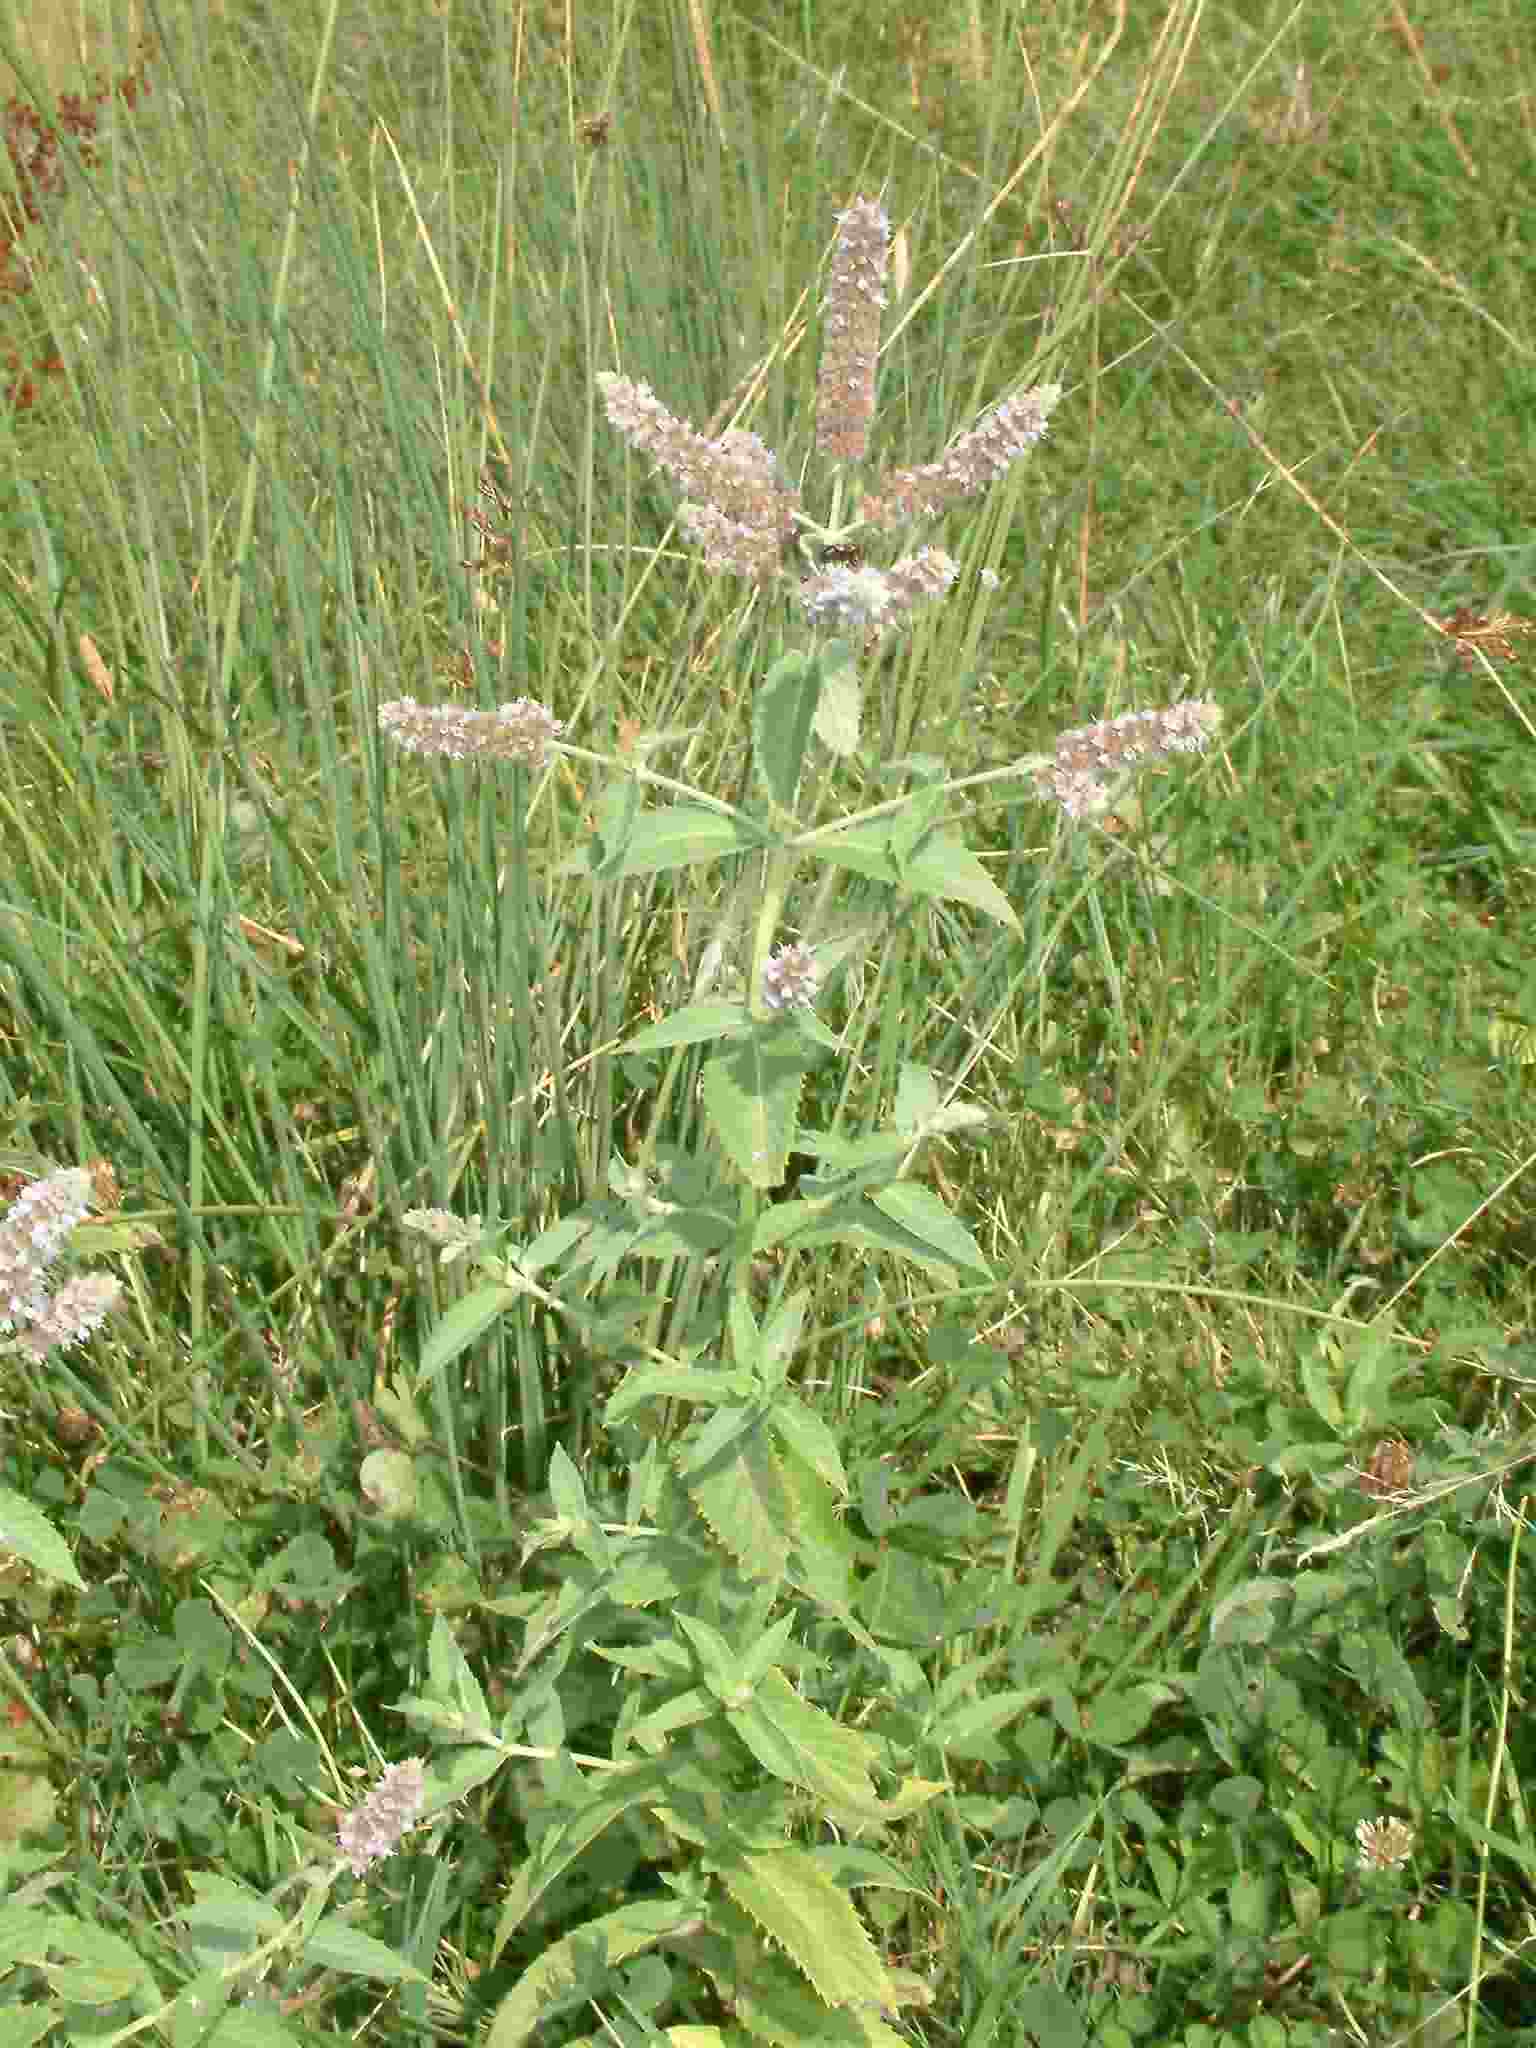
[812,823,1020,932]
[755,650,819,806]
[687,1428,792,1582]
[768,1395,848,1495]
[622,1002,751,1053]
[42,1920,155,2008]
[182,1876,285,1958]
[519,1214,591,1274]
[754,1191,984,1285]
[487,1900,695,2048]
[724,1944,908,2048]
[301,1917,429,1984]
[575,804,767,881]
[675,1612,745,1700]
[759,1289,808,1380]
[893,1065,940,1128]
[0,1485,84,1591]
[606,1365,756,1424]
[547,1444,589,1527]
[731,1670,886,1824]
[416,1283,523,1384]
[583,776,643,880]
[492,1761,674,1955]
[679,1402,761,1476]
[721,1849,891,2009]
[700,1033,807,1189]
[1012,1984,1084,2048]
[812,646,861,759]
[868,1184,991,1279]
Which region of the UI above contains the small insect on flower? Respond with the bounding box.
[817,541,865,571]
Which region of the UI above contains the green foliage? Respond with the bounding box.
[2,0,1536,2042]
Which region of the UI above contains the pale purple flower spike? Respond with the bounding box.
[0,1168,121,1354]
[379,698,563,769]
[337,1758,428,1877]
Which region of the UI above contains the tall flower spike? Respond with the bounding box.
[864,383,1063,528]
[596,375,800,580]
[379,697,563,769]
[1037,699,1223,821]
[815,197,889,464]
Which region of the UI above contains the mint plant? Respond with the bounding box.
[362,193,1223,2047]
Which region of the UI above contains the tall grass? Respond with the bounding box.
[1,0,1535,2043]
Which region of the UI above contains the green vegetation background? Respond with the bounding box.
[1,1,1535,2044]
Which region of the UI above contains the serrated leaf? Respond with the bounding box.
[607,1366,756,1424]
[301,1917,428,1984]
[731,1954,907,2048]
[731,1670,886,1825]
[687,1430,792,1581]
[722,1849,890,2009]
[813,823,1020,932]
[486,1900,695,2048]
[768,1397,847,1495]
[0,1485,84,1591]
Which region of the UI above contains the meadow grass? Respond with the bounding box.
[1,1,1535,2044]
